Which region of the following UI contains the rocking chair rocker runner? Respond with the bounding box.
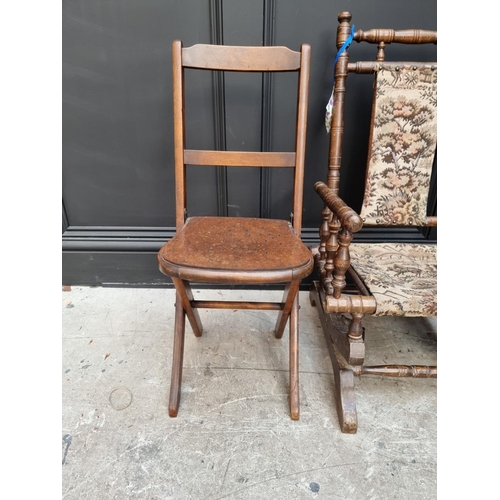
[310,13,437,433]
[158,41,313,419]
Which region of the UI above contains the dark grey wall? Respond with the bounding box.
[62,0,437,286]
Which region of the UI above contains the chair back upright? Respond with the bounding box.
[172,41,311,234]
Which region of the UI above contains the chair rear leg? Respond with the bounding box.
[275,280,300,339]
[169,291,186,417]
[289,294,300,420]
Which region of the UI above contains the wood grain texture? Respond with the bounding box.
[182,44,301,71]
[191,300,283,310]
[184,150,295,167]
[292,43,311,234]
[289,294,300,420]
[354,28,437,44]
[274,280,300,339]
[172,40,187,230]
[172,278,203,338]
[168,291,186,417]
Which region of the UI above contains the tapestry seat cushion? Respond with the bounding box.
[349,243,437,317]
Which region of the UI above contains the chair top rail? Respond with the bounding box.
[181,43,302,71]
[354,29,437,45]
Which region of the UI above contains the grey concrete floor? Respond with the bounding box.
[62,286,437,500]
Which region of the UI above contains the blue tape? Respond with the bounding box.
[333,24,355,80]
[325,25,355,132]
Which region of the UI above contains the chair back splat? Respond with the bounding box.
[310,12,437,433]
[159,41,313,420]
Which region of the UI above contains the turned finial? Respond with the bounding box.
[338,12,352,23]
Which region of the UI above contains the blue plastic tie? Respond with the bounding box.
[325,25,355,132]
[333,24,355,79]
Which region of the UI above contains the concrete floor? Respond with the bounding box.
[62,286,437,500]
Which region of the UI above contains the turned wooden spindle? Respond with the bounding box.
[319,11,355,297]
[318,206,332,263]
[348,312,364,341]
[313,182,364,297]
[376,41,385,62]
[354,28,437,45]
[323,216,340,295]
[353,365,438,378]
[323,294,376,315]
[332,228,353,299]
[328,12,353,194]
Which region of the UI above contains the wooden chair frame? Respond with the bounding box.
[158,41,312,420]
[310,12,437,433]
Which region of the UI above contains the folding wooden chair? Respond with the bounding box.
[158,41,313,419]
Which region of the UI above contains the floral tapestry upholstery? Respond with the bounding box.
[359,63,437,226]
[349,243,436,317]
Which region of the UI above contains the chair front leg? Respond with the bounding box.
[172,277,203,337]
[169,291,186,417]
[289,293,300,420]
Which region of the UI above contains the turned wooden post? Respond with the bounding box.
[354,365,437,377]
[332,228,353,299]
[323,216,340,295]
[318,206,332,265]
[318,12,353,296]
[328,12,352,194]
[376,41,386,62]
[348,312,364,341]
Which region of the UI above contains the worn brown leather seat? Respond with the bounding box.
[159,217,313,283]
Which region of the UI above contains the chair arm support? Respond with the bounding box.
[314,182,363,233]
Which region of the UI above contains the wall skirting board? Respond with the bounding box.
[62,225,434,288]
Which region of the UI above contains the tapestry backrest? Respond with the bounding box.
[359,63,437,226]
